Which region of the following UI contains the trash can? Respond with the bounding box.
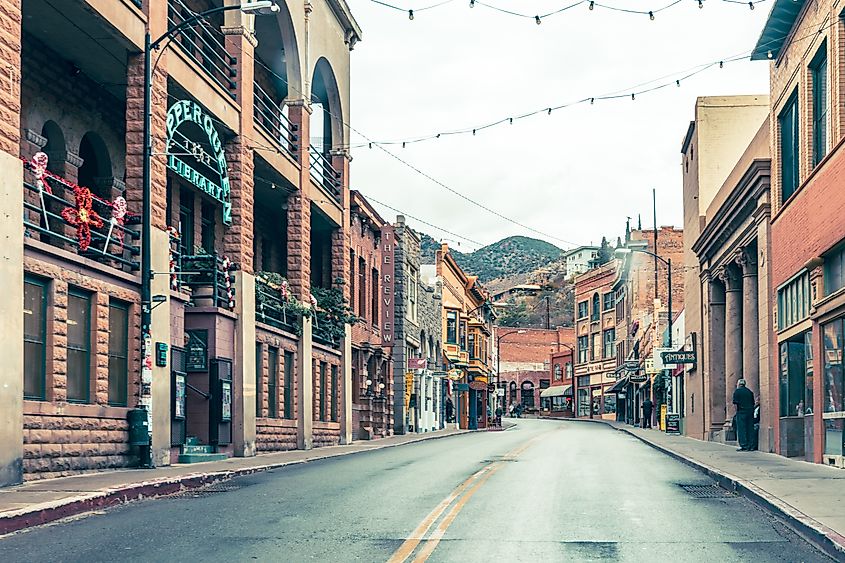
[127,409,150,446]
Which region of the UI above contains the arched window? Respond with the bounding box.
[591,293,600,321]
[78,132,112,200]
[521,381,535,409]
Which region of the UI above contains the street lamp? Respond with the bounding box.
[615,244,673,417]
[140,1,279,467]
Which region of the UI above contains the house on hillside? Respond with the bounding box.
[563,246,600,277]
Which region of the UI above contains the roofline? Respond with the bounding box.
[681,120,695,154]
[350,190,387,227]
[750,0,807,61]
[327,0,363,47]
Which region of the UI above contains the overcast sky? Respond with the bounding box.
[348,0,771,252]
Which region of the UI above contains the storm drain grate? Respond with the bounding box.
[678,484,736,498]
[170,481,243,498]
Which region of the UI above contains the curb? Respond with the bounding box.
[0,429,473,536]
[581,419,845,560]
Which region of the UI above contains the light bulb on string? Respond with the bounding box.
[590,98,594,104]
[368,142,373,149]
[472,129,476,135]
[509,117,513,124]
[470,0,475,6]
[535,15,542,25]
[767,50,773,59]
[749,2,754,9]
[436,134,441,138]
[631,93,635,100]
[589,1,594,10]
[676,79,680,87]
[649,11,654,20]
[719,61,723,68]
[698,0,703,8]
[408,9,414,20]
[547,108,552,115]
[402,142,406,148]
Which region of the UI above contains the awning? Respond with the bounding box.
[606,377,629,394]
[540,385,572,398]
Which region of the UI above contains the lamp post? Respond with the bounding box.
[615,244,673,418]
[496,329,526,415]
[139,1,279,467]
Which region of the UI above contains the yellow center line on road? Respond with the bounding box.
[387,430,552,563]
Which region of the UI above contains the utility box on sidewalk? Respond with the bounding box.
[128,409,151,446]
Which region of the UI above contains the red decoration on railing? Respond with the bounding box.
[102,195,127,254]
[167,226,180,290]
[222,256,235,309]
[61,186,104,251]
[31,152,51,230]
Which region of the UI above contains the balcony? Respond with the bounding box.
[255,276,299,334]
[22,166,140,273]
[254,81,299,161]
[167,0,237,98]
[309,148,342,202]
[178,252,237,310]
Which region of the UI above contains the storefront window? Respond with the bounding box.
[107,301,129,407]
[824,419,844,457]
[521,382,535,408]
[67,288,92,403]
[591,387,602,416]
[823,319,844,414]
[577,388,589,417]
[604,393,616,414]
[780,337,806,417]
[24,277,48,401]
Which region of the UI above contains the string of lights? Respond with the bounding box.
[369,0,767,23]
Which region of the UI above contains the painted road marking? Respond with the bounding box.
[387,433,548,563]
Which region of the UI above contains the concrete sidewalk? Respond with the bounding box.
[583,418,845,559]
[0,427,472,536]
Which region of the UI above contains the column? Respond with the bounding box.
[754,191,775,453]
[297,316,314,449]
[723,265,743,431]
[704,273,726,435]
[739,247,760,399]
[339,324,353,444]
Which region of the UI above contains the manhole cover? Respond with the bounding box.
[171,481,242,498]
[677,484,735,498]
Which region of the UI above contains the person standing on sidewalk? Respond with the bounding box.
[641,398,653,429]
[733,379,755,451]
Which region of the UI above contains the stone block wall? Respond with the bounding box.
[256,418,297,452]
[255,326,298,451]
[311,344,342,446]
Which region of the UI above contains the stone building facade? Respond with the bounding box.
[393,217,443,434]
[1,0,362,486]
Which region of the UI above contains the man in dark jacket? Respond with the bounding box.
[732,379,755,451]
[641,398,653,429]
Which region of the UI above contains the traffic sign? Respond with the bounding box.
[662,351,697,365]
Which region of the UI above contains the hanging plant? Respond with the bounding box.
[311,286,357,344]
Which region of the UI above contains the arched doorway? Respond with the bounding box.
[521,381,535,410]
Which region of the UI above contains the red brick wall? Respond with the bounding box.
[350,211,384,345]
[771,143,845,287]
[312,345,341,447]
[496,327,575,365]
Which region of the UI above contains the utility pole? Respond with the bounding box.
[545,295,550,330]
[652,188,658,300]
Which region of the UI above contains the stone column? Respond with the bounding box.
[0,153,24,486]
[339,324,353,444]
[754,188,775,453]
[723,265,743,431]
[739,247,760,399]
[704,273,726,434]
[297,316,314,449]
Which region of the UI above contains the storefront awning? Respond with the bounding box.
[540,385,572,398]
[606,377,629,394]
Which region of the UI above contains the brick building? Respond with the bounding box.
[573,261,619,419]
[543,349,575,416]
[751,0,845,465]
[349,191,393,440]
[1,0,361,486]
[495,327,575,414]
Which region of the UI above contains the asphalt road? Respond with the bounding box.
[0,420,831,562]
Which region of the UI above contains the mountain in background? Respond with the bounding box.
[419,234,563,282]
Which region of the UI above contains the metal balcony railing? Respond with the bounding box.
[253,81,299,160]
[309,148,342,202]
[180,252,236,309]
[312,313,339,349]
[255,277,298,333]
[167,0,237,98]
[22,168,141,272]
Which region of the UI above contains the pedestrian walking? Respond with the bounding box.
[733,379,755,451]
[495,406,503,427]
[445,397,454,424]
[641,398,653,429]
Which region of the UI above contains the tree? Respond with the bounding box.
[497,299,529,327]
[596,236,613,265]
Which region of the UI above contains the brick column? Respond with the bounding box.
[95,292,110,405]
[53,280,69,403]
[286,101,311,300]
[0,0,20,156]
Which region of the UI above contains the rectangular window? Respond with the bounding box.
[459,321,467,351]
[179,188,194,256]
[825,245,845,296]
[780,336,807,417]
[371,268,379,324]
[284,350,294,419]
[577,301,588,319]
[107,301,129,406]
[201,201,215,253]
[812,44,828,167]
[67,289,92,403]
[468,332,476,359]
[267,347,278,418]
[578,336,589,363]
[255,343,263,416]
[603,329,616,359]
[777,271,810,329]
[779,91,799,202]
[446,311,457,344]
[319,362,327,422]
[349,251,356,316]
[331,365,338,422]
[358,258,367,321]
[603,292,614,311]
[408,271,418,322]
[592,333,601,361]
[23,277,48,400]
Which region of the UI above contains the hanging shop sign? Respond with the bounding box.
[662,350,697,365]
[166,100,232,224]
[380,225,396,347]
[407,357,427,370]
[404,371,414,411]
[629,371,648,384]
[186,329,208,371]
[469,380,487,391]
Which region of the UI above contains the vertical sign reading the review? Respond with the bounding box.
[381,225,395,347]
